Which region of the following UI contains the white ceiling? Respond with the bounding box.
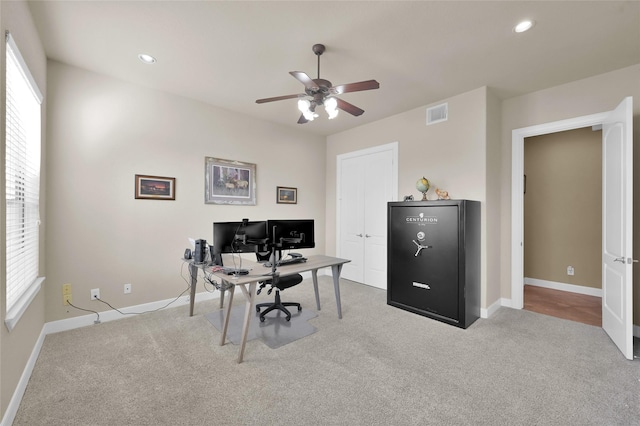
[26,1,640,136]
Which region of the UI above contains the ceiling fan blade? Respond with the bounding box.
[256,93,304,104]
[335,98,365,116]
[290,71,319,90]
[297,114,309,124]
[332,80,380,95]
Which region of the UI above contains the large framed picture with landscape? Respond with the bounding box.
[205,157,256,205]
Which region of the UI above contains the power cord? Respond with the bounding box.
[66,301,101,324]
[93,284,191,316]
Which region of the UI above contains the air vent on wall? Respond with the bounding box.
[426,103,448,125]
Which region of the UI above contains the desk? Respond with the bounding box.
[187,255,350,363]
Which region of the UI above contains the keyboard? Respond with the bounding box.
[277,257,307,266]
[221,267,249,275]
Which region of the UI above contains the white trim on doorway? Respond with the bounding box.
[511,112,607,309]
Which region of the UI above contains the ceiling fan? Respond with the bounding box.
[255,44,380,124]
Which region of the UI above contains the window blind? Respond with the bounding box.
[5,31,43,314]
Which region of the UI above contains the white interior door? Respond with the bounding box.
[337,143,398,289]
[339,155,365,283]
[363,150,395,287]
[602,96,633,360]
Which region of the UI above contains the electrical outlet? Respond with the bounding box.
[91,288,100,300]
[124,283,132,294]
[63,294,72,305]
[63,283,72,295]
[567,266,575,276]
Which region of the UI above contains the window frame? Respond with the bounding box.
[4,31,44,331]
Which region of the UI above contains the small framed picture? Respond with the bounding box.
[277,186,297,204]
[135,175,176,200]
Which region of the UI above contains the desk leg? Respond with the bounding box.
[189,263,198,317]
[311,269,321,311]
[220,285,235,346]
[331,264,344,319]
[236,281,257,364]
[219,288,225,309]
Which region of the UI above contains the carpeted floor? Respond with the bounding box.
[13,277,640,425]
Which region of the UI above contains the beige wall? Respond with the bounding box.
[500,64,640,324]
[326,87,501,310]
[44,61,326,324]
[0,0,48,419]
[524,128,602,288]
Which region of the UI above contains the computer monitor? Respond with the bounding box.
[267,219,315,250]
[212,220,268,266]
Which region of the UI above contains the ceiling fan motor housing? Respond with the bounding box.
[307,78,333,105]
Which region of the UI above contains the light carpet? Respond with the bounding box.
[12,277,640,425]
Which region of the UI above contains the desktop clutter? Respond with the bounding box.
[186,218,315,321]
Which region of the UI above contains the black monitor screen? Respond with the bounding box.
[212,221,268,265]
[267,219,315,250]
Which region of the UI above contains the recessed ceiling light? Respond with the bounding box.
[514,20,535,33]
[138,53,157,64]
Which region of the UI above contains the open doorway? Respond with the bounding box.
[523,127,602,326]
[511,97,634,359]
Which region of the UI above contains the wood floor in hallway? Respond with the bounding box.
[524,285,602,327]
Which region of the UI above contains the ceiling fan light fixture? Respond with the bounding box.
[325,97,339,119]
[298,99,311,113]
[303,110,318,121]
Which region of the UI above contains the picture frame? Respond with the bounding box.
[276,186,297,204]
[205,157,256,205]
[135,175,175,200]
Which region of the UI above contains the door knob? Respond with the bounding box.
[614,257,625,263]
[629,258,639,264]
[356,233,363,237]
[365,234,371,238]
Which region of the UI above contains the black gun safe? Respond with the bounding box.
[387,200,480,328]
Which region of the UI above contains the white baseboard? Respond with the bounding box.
[481,298,509,318]
[524,277,602,298]
[0,328,47,426]
[44,289,221,334]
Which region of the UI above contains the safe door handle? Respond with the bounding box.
[413,240,432,257]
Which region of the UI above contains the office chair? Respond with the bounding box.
[255,252,303,322]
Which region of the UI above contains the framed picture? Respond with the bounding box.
[205,157,256,205]
[135,175,175,200]
[277,186,297,204]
